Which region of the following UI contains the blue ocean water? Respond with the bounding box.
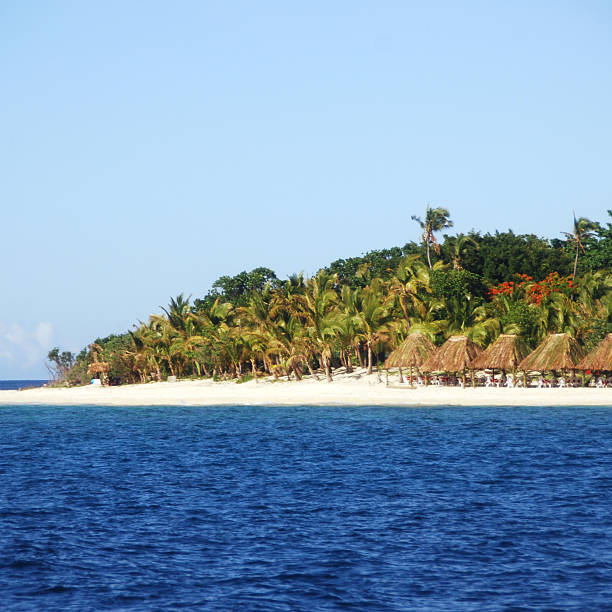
[0,380,47,391]
[0,405,611,611]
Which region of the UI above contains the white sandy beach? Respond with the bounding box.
[1,369,611,407]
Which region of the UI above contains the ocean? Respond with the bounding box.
[0,404,610,611]
[0,380,48,391]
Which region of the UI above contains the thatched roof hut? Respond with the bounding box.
[88,362,110,376]
[470,334,529,371]
[577,333,612,371]
[421,335,483,372]
[518,333,585,372]
[384,332,436,369]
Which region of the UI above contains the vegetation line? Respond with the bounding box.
[47,209,612,386]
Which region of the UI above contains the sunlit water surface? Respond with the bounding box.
[1,405,611,611]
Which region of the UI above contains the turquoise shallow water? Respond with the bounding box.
[1,404,611,611]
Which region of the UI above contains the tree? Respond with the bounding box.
[290,272,342,382]
[196,267,279,308]
[562,214,600,279]
[580,210,612,273]
[354,279,393,374]
[411,205,453,269]
[444,233,479,270]
[161,294,191,333]
[46,347,75,382]
[388,255,430,325]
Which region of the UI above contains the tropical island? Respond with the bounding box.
[7,208,612,406]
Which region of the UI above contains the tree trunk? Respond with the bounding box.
[251,359,258,383]
[306,361,319,381]
[355,347,365,368]
[426,236,432,269]
[367,343,373,375]
[263,356,272,375]
[292,365,302,381]
[573,244,579,279]
[321,353,333,382]
[400,298,410,324]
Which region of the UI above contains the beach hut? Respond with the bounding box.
[518,333,585,384]
[470,334,529,386]
[577,333,612,373]
[88,361,110,385]
[384,332,436,385]
[421,335,483,387]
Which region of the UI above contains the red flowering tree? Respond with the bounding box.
[488,273,575,305]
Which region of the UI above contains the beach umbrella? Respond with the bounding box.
[518,333,585,383]
[384,332,436,384]
[421,335,483,387]
[470,334,530,385]
[577,333,612,372]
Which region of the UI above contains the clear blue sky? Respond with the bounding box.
[1,1,611,378]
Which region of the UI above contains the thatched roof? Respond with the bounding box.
[470,334,529,370]
[421,335,483,372]
[88,362,110,375]
[577,333,612,371]
[518,333,585,372]
[384,332,436,368]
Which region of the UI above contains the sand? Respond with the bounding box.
[1,368,611,407]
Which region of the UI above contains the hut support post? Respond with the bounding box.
[410,365,414,388]
[398,366,403,384]
[471,369,475,388]
[462,369,466,388]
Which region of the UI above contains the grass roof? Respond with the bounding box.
[470,334,529,370]
[384,332,436,368]
[577,333,612,371]
[518,333,585,372]
[421,335,482,372]
[87,362,110,375]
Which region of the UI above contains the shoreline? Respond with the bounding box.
[1,370,611,407]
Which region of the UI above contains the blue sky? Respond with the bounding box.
[1,1,611,378]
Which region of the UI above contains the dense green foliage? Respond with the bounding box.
[58,210,612,385]
[194,267,279,309]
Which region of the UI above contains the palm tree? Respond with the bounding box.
[562,214,599,279]
[411,205,453,269]
[354,279,393,374]
[161,294,192,333]
[388,255,431,324]
[290,272,342,382]
[445,233,479,270]
[148,315,180,377]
